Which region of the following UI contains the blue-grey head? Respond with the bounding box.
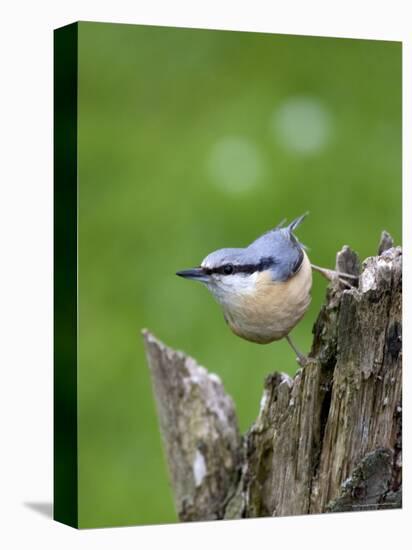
[176,214,308,307]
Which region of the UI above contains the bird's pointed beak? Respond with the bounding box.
[176,267,210,283]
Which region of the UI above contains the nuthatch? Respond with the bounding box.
[177,214,356,364]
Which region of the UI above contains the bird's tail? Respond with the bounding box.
[288,212,309,234]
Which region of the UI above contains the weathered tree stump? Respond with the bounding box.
[142,234,402,521]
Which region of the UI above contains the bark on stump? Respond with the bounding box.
[142,236,402,521]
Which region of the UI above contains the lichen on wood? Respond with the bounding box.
[142,235,402,521]
[142,330,241,521]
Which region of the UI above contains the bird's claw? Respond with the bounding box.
[296,354,313,367]
[312,264,358,289]
[334,273,357,289]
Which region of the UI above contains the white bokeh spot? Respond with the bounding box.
[207,136,264,193]
[271,96,332,154]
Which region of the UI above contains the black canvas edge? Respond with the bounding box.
[53,22,78,529]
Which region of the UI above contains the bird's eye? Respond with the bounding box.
[223,264,234,275]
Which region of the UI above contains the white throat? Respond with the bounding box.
[206,272,259,309]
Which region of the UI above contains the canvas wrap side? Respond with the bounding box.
[53,22,78,529]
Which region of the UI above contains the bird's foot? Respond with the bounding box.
[296,353,311,367]
[311,264,358,288]
[285,335,312,367]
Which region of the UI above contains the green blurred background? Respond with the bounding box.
[77,22,401,528]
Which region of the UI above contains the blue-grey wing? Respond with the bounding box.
[248,219,306,282]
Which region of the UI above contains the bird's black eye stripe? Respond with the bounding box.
[203,257,279,276]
